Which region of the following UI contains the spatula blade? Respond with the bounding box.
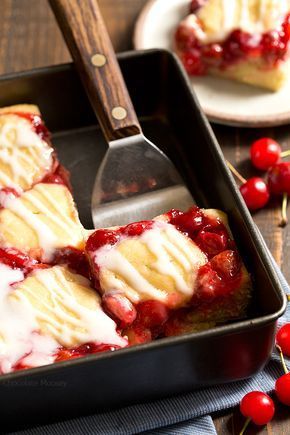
[91,134,193,228]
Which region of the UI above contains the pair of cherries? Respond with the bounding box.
[230,137,290,226]
[239,323,290,434]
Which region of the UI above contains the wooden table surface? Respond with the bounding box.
[0,1,289,433]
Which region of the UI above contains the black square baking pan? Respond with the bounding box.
[0,49,286,430]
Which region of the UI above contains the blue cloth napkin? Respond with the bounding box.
[10,259,289,435]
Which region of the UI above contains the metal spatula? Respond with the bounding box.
[49,0,193,228]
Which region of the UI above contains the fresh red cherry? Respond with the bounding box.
[275,373,290,406]
[250,137,281,170]
[240,391,275,431]
[268,162,290,196]
[240,177,270,211]
[276,324,290,357]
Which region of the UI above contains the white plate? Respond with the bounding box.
[134,0,290,127]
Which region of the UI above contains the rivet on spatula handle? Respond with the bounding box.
[49,0,141,142]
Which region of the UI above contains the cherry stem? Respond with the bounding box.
[287,294,290,302]
[239,417,251,435]
[276,344,289,375]
[227,161,247,184]
[281,150,290,158]
[279,193,288,227]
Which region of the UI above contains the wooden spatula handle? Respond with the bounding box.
[49,0,141,142]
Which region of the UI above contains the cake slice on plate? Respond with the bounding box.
[175,0,290,90]
[86,207,252,344]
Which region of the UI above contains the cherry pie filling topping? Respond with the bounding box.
[175,2,290,76]
[86,207,243,344]
[0,106,250,371]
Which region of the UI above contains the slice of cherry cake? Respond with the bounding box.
[0,263,127,373]
[86,207,251,345]
[175,0,290,90]
[0,105,126,374]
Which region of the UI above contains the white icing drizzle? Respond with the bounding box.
[1,183,84,261]
[0,115,53,189]
[2,190,58,261]
[240,0,250,29]
[13,266,126,348]
[198,0,290,43]
[97,248,168,303]
[0,265,126,374]
[0,263,54,374]
[140,224,206,296]
[222,0,237,30]
[95,222,207,303]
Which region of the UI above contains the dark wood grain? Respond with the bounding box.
[49,0,141,141]
[0,1,289,433]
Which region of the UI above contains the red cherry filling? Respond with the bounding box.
[211,249,241,279]
[53,247,90,279]
[86,229,121,253]
[194,263,222,301]
[86,221,154,253]
[102,293,137,327]
[181,50,206,75]
[194,250,242,302]
[124,220,154,237]
[125,325,152,345]
[176,12,290,75]
[175,23,200,50]
[168,206,205,236]
[195,229,228,257]
[124,301,169,345]
[167,207,232,257]
[137,300,169,329]
[0,247,37,273]
[41,164,72,191]
[55,342,120,362]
